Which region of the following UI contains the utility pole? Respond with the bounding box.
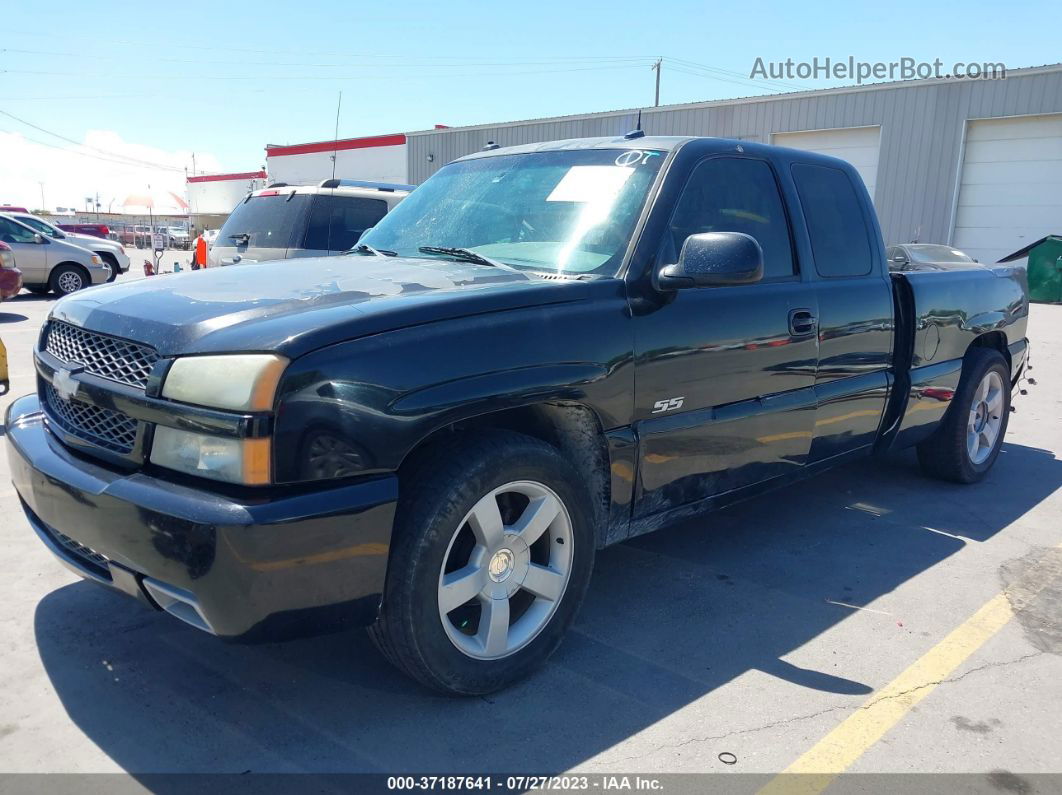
[38,182,46,213]
[652,58,662,107]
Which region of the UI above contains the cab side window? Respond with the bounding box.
[660,157,795,280]
[304,196,389,252]
[792,163,873,277]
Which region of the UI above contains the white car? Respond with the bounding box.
[3,212,130,281]
[0,215,111,294]
[203,228,220,246]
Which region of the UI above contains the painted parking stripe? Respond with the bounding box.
[759,542,1060,795]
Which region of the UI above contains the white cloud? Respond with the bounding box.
[0,129,224,214]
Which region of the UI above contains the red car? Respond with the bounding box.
[0,241,23,300]
[57,223,110,239]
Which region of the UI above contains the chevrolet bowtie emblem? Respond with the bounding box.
[52,368,80,401]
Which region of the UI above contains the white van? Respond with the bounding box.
[208,179,411,267]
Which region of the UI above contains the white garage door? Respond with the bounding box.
[772,126,881,203]
[952,113,1062,265]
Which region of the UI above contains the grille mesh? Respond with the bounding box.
[44,385,138,453]
[45,321,159,389]
[53,528,110,571]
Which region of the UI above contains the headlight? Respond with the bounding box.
[151,426,271,485]
[162,354,287,411]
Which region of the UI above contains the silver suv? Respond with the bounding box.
[0,215,111,295]
[208,179,411,267]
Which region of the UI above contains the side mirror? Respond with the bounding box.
[657,232,764,289]
[34,233,49,245]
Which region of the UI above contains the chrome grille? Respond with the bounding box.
[44,385,138,453]
[45,321,159,390]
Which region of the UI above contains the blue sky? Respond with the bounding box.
[0,0,1055,209]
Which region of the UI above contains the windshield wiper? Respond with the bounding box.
[418,246,522,274]
[347,243,397,257]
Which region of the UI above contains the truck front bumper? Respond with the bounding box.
[6,394,397,640]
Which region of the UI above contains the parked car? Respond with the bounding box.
[6,136,1030,695]
[164,226,191,249]
[57,223,110,240]
[208,179,411,267]
[887,243,979,270]
[0,214,110,294]
[4,212,129,281]
[203,228,220,246]
[0,241,23,300]
[133,225,152,248]
[113,223,136,247]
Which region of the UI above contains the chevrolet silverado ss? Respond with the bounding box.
[6,135,1029,694]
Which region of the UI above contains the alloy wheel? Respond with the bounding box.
[438,480,573,660]
[967,370,1004,465]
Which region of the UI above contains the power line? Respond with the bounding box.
[0,110,186,172]
[0,127,184,172]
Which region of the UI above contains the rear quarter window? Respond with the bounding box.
[303,195,389,252]
[791,163,873,278]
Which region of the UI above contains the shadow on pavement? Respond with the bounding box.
[33,442,1062,773]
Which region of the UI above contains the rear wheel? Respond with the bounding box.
[917,348,1010,483]
[48,264,89,296]
[370,431,595,695]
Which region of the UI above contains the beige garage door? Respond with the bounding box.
[952,113,1062,265]
[772,126,881,203]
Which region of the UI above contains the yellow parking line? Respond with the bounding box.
[759,542,1060,795]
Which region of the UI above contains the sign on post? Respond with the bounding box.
[152,233,166,251]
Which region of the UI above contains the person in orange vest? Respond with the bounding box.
[192,231,208,270]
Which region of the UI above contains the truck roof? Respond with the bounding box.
[454,134,861,174]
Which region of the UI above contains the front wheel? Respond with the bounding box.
[917,348,1011,483]
[370,431,595,695]
[49,264,89,296]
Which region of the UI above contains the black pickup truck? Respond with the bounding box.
[7,135,1029,695]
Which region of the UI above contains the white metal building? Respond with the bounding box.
[404,64,1062,265]
[265,133,408,186]
[255,65,1061,266]
[186,170,267,229]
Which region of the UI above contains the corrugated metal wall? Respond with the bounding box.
[406,68,1062,246]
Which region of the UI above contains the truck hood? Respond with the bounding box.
[50,255,589,357]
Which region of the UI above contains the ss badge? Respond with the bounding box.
[651,396,685,414]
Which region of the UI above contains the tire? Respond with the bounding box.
[48,264,90,296]
[99,253,119,282]
[917,348,1011,483]
[369,430,595,695]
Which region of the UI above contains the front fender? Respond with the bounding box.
[272,280,634,484]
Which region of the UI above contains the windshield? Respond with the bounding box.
[907,245,974,264]
[361,148,666,275]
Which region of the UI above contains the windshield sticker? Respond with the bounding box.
[546,166,635,203]
[614,150,661,167]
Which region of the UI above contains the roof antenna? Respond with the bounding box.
[624,110,645,140]
[330,90,343,181]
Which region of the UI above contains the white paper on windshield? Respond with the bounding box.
[546,166,634,203]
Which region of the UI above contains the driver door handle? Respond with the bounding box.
[788,308,818,337]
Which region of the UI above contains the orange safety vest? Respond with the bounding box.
[195,236,207,267]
